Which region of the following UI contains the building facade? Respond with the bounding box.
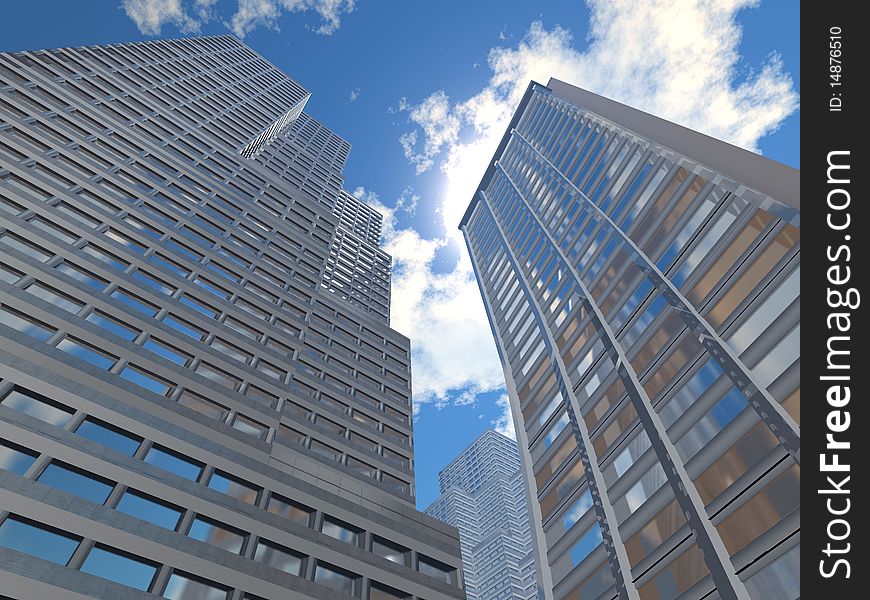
[0,35,465,600]
[425,430,537,600]
[459,80,799,600]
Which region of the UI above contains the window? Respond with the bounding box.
[230,413,268,439]
[187,516,245,554]
[309,439,341,461]
[25,282,84,313]
[37,461,114,504]
[56,336,117,369]
[143,337,191,366]
[86,310,139,340]
[120,364,173,395]
[321,516,361,546]
[267,493,313,526]
[80,544,159,591]
[380,473,408,494]
[371,536,407,565]
[0,438,38,475]
[111,289,159,316]
[560,490,593,533]
[195,362,241,390]
[75,417,142,455]
[313,562,359,595]
[0,387,74,427]
[143,445,204,481]
[0,515,81,564]
[207,470,259,504]
[570,523,603,567]
[0,262,24,284]
[370,583,411,600]
[163,313,206,340]
[177,389,227,420]
[163,572,230,600]
[253,539,304,575]
[418,556,456,585]
[0,231,53,262]
[0,305,55,341]
[115,488,183,531]
[55,260,109,289]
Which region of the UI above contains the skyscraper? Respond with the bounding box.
[0,35,465,600]
[460,80,799,600]
[425,430,537,600]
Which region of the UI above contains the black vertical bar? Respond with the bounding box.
[802,2,866,597]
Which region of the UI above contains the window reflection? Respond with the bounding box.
[80,544,158,591]
[0,515,81,565]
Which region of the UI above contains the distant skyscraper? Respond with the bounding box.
[426,430,537,600]
[0,35,464,600]
[460,79,800,600]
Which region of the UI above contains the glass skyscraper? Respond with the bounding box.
[460,79,799,600]
[0,35,464,599]
[426,430,537,600]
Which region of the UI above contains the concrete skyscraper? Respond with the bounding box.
[0,35,464,599]
[426,430,537,600]
[460,80,799,600]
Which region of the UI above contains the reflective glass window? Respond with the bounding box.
[36,461,114,504]
[75,417,142,455]
[115,489,183,530]
[80,544,158,591]
[0,516,81,564]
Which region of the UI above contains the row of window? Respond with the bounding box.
[464,152,799,596]
[0,384,443,583]
[0,291,415,486]
[0,106,406,376]
[0,513,416,600]
[0,221,410,423]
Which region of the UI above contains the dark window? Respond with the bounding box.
[253,539,304,575]
[371,536,407,565]
[163,571,230,600]
[321,516,361,546]
[313,562,359,595]
[266,493,313,526]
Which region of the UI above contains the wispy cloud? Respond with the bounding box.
[122,0,202,35]
[351,187,505,411]
[492,394,516,440]
[348,88,361,102]
[394,186,419,215]
[397,90,462,175]
[399,0,799,240]
[122,0,355,37]
[230,0,355,37]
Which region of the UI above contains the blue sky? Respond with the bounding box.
[1,0,799,509]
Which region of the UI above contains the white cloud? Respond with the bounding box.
[351,187,506,411]
[399,90,462,175]
[394,186,419,215]
[123,0,200,35]
[122,0,354,37]
[492,394,516,440]
[348,88,360,102]
[230,0,355,37]
[399,0,799,240]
